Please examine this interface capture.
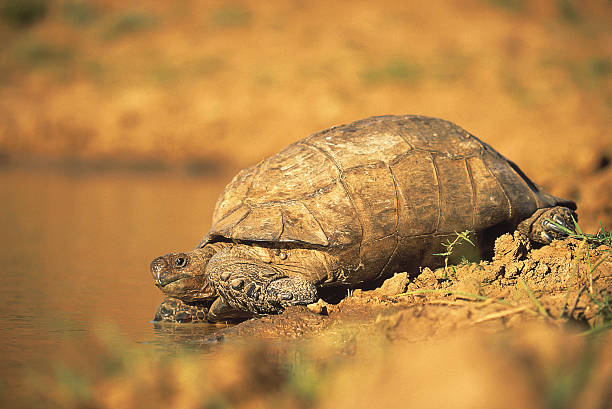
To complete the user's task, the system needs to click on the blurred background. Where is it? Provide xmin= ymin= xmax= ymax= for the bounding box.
xmin=1 ymin=0 xmax=611 ymax=225
xmin=0 ymin=0 xmax=611 ymax=407
xmin=1 ymin=0 xmax=610 ymax=177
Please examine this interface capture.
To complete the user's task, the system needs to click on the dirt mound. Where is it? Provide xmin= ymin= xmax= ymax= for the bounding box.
xmin=213 ymin=234 xmax=611 ymax=341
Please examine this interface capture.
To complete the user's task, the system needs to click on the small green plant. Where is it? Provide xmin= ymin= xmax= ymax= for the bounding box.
xmin=209 ymin=5 xmax=251 ymax=28
xmin=361 ymin=58 xmax=422 ymax=84
xmin=61 ymin=1 xmax=97 ymax=27
xmin=0 ymin=0 xmax=48 ymax=28
xmin=584 ymin=244 xmax=612 ymax=332
xmin=564 ymin=57 xmax=612 ymax=91
xmin=13 ymin=39 xmax=73 ymax=68
xmin=433 ymin=230 xmax=475 ymax=279
xmin=288 ymin=349 xmax=323 ymax=407
xmin=103 ymin=10 xmax=158 ymax=40
xmin=556 ymin=0 xmax=582 ymax=23
xmin=486 ymin=0 xmax=524 ymax=12
xmin=587 ymin=291 xmax=612 ymax=331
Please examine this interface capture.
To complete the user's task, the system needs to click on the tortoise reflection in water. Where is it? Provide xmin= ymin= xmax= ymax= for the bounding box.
xmin=150 ymin=115 xmax=576 ymax=323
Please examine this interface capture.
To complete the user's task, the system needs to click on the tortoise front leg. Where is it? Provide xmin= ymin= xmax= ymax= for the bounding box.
xmin=206 ymin=251 xmax=319 ymax=319
xmin=207 ymin=297 xmax=253 ymax=322
xmin=153 ymin=297 xmax=210 ymax=323
xmin=517 ymin=206 xmax=577 ymax=244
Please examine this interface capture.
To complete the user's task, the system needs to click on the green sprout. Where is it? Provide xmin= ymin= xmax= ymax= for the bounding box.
xmin=433 ymin=230 xmax=475 ymax=279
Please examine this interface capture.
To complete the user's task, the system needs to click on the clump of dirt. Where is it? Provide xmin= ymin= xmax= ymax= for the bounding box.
xmin=212 ymin=234 xmax=611 ymax=342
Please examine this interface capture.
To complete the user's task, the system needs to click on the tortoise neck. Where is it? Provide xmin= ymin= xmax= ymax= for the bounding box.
xmin=197 ymin=241 xmax=233 ymax=261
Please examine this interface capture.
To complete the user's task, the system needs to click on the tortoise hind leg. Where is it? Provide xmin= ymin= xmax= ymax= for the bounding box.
xmin=206 ymin=251 xmax=318 ymax=320
xmin=268 ymin=276 xmax=320 ymax=306
xmin=518 ymin=206 xmax=577 ymax=244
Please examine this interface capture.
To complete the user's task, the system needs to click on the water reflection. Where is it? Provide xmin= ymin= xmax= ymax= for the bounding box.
xmin=151 ymin=321 xmax=230 ymax=348
xmin=0 ymin=168 xmax=235 ymax=388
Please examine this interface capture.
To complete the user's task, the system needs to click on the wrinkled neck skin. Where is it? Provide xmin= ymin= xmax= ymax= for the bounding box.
xmin=207 ymin=243 xmax=343 ymax=285
xmin=150 ymin=242 xmax=230 ymax=302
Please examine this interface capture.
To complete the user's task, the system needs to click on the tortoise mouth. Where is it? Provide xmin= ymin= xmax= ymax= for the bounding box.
xmin=154 ymin=272 xmax=216 ymax=302
xmin=156 ymin=272 xmax=193 ymax=287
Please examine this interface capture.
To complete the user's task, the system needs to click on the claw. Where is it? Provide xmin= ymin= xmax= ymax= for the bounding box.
xmin=544 ymin=218 xmax=570 ymax=234
xmin=541 ymin=231 xmax=553 ymax=243
xmin=553 ymin=215 xmax=573 ymax=230
xmin=518 ymin=206 xmax=578 ymax=245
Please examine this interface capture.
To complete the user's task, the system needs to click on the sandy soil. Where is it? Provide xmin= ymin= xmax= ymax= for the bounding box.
xmin=2 ymin=1 xmax=611 ymax=408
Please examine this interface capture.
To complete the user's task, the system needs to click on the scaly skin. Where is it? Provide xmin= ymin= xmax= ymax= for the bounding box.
xmin=152 ymin=243 xmax=331 ymax=322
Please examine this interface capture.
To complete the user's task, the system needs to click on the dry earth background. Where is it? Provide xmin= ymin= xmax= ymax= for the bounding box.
xmin=1 ymin=0 xmax=611 ymax=408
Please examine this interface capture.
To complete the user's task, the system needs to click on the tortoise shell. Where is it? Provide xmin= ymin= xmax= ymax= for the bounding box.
xmin=199 ymin=115 xmax=571 ymax=283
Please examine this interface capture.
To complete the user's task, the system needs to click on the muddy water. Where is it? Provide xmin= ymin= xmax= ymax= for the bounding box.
xmin=0 ymin=169 xmax=233 ymax=388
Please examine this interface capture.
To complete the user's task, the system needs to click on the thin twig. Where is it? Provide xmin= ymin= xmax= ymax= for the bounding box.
xmin=472 ymin=305 xmax=531 ymax=324
xmin=395 ymin=288 xmax=513 ymax=306
xmin=425 ymin=299 xmax=471 ymax=307
xmin=472 ymin=297 xmax=499 ymax=309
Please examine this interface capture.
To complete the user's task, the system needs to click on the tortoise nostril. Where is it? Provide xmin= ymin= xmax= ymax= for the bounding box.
xmin=150 ymin=256 xmax=170 ymax=281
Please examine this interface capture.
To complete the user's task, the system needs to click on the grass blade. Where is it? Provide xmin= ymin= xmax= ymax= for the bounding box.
xmin=518 ymin=278 xmax=550 ymax=318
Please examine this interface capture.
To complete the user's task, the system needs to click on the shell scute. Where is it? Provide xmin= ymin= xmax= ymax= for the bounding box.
xmin=212 ymin=166 xmax=256 ymax=224
xmin=305 ymin=118 xmax=409 ymax=170
xmin=279 ymin=202 xmax=329 ymax=246
xmin=390 ymin=150 xmax=440 ymax=237
xmin=230 ymin=206 xmax=283 ymax=242
xmin=246 ymin=143 xmax=339 ymax=205
xmin=341 ymin=162 xmax=398 ymax=242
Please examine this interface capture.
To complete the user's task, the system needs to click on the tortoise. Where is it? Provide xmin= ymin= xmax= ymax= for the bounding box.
xmin=150 ymin=115 xmax=577 ymax=323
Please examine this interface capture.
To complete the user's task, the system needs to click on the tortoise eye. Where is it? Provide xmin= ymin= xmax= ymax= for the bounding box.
xmin=174 ymin=257 xmax=188 ymax=268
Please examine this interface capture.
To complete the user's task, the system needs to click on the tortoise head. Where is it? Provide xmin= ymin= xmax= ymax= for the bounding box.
xmin=150 ymin=247 xmax=217 ymax=302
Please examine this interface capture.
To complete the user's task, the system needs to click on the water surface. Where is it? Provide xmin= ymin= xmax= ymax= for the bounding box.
xmin=0 ymin=169 xmax=233 ymax=392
